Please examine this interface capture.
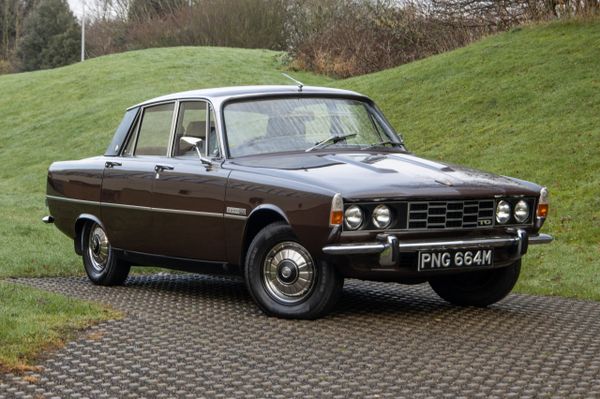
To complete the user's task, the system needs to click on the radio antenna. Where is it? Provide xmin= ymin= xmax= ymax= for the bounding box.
xmin=282 ymin=73 xmax=304 ymax=92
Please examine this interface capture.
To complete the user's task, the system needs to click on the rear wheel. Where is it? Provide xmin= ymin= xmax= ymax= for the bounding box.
xmin=429 ymin=260 xmax=521 ymax=307
xmin=82 ymin=222 xmax=130 ymax=286
xmin=244 ymin=222 xmax=343 ymax=319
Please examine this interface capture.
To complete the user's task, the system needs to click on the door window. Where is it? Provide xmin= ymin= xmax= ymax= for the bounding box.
xmin=174 ymin=101 xmax=219 ymax=158
xmin=133 ymin=103 xmax=175 ymax=156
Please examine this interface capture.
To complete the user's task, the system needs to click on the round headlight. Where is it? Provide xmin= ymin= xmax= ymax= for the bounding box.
xmin=496 ymin=200 xmax=511 ymax=224
xmin=372 ymin=205 xmax=392 ymax=229
xmin=514 ymin=200 xmax=529 ymax=223
xmin=344 ymin=205 xmax=364 ymax=230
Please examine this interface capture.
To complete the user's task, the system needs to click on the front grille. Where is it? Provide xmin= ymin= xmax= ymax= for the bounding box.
xmin=407 ymin=200 xmax=495 ymax=230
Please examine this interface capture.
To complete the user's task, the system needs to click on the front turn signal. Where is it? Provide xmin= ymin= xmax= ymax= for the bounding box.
xmin=537 ymin=187 xmax=549 ymax=218
xmin=330 ymin=193 xmax=343 ymax=226
xmin=536 ymin=203 xmax=549 ymax=218
xmin=330 ymin=211 xmax=343 ymax=226
xmin=535 ymin=187 xmax=549 ymax=229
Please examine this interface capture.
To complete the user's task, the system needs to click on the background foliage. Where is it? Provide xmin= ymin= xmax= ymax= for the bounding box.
xmin=1 ymin=0 xmax=598 ymax=75
xmin=0 ymin=0 xmax=80 ymax=72
xmin=17 ymin=0 xmax=80 ymax=71
xmin=84 ymin=0 xmax=600 ymax=77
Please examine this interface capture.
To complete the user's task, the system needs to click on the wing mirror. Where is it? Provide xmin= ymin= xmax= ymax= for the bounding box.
xmin=180 ymin=136 xmax=212 ymax=166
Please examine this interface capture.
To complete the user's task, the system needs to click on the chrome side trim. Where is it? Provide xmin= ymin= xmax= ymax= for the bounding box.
xmin=100 ymin=201 xmax=147 ymax=211
xmin=46 ymin=195 xmax=247 ymax=219
xmin=224 ymin=214 xmax=248 ymax=220
xmin=46 ymin=195 xmax=100 ymax=206
xmin=153 ymin=207 xmax=222 ymax=218
xmin=100 ymin=202 xmax=223 ymax=218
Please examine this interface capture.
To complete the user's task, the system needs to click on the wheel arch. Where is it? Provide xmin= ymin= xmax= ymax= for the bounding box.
xmin=74 ymin=213 xmax=105 ymax=255
xmin=240 ymin=205 xmax=289 ymax=265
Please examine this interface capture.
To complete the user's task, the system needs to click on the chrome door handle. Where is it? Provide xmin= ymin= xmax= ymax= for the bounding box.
xmin=105 ymin=161 xmax=122 ymax=168
xmin=154 ymin=164 xmax=174 ymax=172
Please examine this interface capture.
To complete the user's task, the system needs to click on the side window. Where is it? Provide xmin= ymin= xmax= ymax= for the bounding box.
xmin=133 ymin=103 xmax=175 ymax=156
xmin=174 ymin=101 xmax=220 ymax=158
xmin=106 ymin=108 xmax=138 ymax=156
xmin=174 ymin=101 xmax=207 ymax=157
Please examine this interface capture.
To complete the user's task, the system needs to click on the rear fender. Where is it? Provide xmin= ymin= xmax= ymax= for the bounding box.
xmin=74 ymin=213 xmax=105 ymax=255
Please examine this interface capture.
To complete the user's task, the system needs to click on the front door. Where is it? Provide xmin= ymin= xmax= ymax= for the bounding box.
xmin=150 ymin=101 xmax=229 ymax=261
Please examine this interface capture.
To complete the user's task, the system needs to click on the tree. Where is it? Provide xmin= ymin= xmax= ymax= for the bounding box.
xmin=17 ymin=0 xmax=80 ymax=71
xmin=128 ymin=0 xmax=187 ymax=21
xmin=1 ymin=0 xmax=34 ymax=60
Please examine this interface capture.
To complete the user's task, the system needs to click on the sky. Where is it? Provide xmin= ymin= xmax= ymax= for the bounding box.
xmin=67 ymin=0 xmax=85 ymax=19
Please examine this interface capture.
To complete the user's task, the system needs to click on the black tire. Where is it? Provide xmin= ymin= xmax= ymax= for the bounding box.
xmin=244 ymin=222 xmax=343 ymax=319
xmin=82 ymin=221 xmax=130 ymax=286
xmin=429 ymin=260 xmax=521 ymax=307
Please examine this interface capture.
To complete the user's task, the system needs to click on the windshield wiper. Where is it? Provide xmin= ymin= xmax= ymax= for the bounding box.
xmin=362 ymin=140 xmax=403 ymax=150
xmin=305 ymin=133 xmax=357 ymax=152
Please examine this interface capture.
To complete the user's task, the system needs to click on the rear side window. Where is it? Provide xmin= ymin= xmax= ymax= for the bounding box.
xmin=133 ymin=103 xmax=175 ymax=156
xmin=105 ymin=108 xmax=138 ymax=156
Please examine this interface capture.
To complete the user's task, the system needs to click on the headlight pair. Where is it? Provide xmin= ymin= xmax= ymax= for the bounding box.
xmin=496 ymin=200 xmax=529 ymax=224
xmin=344 ymin=205 xmax=392 ymax=230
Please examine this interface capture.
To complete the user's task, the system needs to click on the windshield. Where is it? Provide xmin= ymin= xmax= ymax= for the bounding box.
xmin=224 ymin=97 xmax=401 ymax=157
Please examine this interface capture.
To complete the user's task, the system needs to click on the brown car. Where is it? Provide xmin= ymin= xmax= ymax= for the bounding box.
xmin=44 ymin=85 xmax=552 ymax=319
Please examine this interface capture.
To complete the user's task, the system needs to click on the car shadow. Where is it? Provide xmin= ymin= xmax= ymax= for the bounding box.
xmin=118 ymin=273 xmax=549 ymax=324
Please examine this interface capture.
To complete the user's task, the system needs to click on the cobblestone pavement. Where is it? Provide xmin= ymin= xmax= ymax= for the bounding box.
xmin=2 ymin=274 xmax=600 ymax=398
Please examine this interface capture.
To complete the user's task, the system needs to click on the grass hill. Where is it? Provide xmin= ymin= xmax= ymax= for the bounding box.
xmin=0 ymin=20 xmax=598 ymax=301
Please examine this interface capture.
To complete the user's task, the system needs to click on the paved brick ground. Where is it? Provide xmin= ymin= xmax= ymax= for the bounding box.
xmin=2 ymin=274 xmax=600 ymax=398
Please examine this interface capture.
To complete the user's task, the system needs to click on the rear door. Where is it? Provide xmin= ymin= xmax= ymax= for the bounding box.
xmin=101 ymin=102 xmax=176 ymax=253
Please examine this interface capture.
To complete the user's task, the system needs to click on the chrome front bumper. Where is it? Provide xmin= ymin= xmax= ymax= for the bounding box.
xmin=322 ymin=229 xmax=553 ymax=267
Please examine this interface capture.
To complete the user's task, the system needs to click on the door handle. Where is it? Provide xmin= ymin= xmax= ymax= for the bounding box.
xmin=154 ymin=163 xmax=174 ymax=179
xmin=154 ymin=164 xmax=174 ymax=173
xmin=105 ymin=161 xmax=122 ymax=168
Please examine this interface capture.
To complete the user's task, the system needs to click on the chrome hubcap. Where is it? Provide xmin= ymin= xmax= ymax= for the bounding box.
xmin=88 ymin=225 xmax=109 ymax=272
xmin=262 ymin=241 xmax=315 ymax=304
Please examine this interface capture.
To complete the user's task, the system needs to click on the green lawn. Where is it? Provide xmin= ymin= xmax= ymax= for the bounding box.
xmin=0 ymin=20 xmax=599 ymax=369
xmin=0 ymin=281 xmax=119 ymax=371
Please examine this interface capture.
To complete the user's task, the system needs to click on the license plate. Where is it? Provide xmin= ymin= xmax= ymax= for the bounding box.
xmin=418 ymin=249 xmax=493 ymax=272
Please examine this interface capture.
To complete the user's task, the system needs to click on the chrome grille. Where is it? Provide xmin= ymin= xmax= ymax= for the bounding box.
xmin=408 ymin=200 xmax=495 ymax=230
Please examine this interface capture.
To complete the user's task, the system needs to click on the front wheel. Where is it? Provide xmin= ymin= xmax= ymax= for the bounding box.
xmin=244 ymin=222 xmax=343 ymax=319
xmin=82 ymin=222 xmax=130 ymax=286
xmin=429 ymin=260 xmax=521 ymax=307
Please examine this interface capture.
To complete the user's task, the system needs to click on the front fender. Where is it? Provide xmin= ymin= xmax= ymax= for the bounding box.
xmin=248 ymin=204 xmax=290 ymax=223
